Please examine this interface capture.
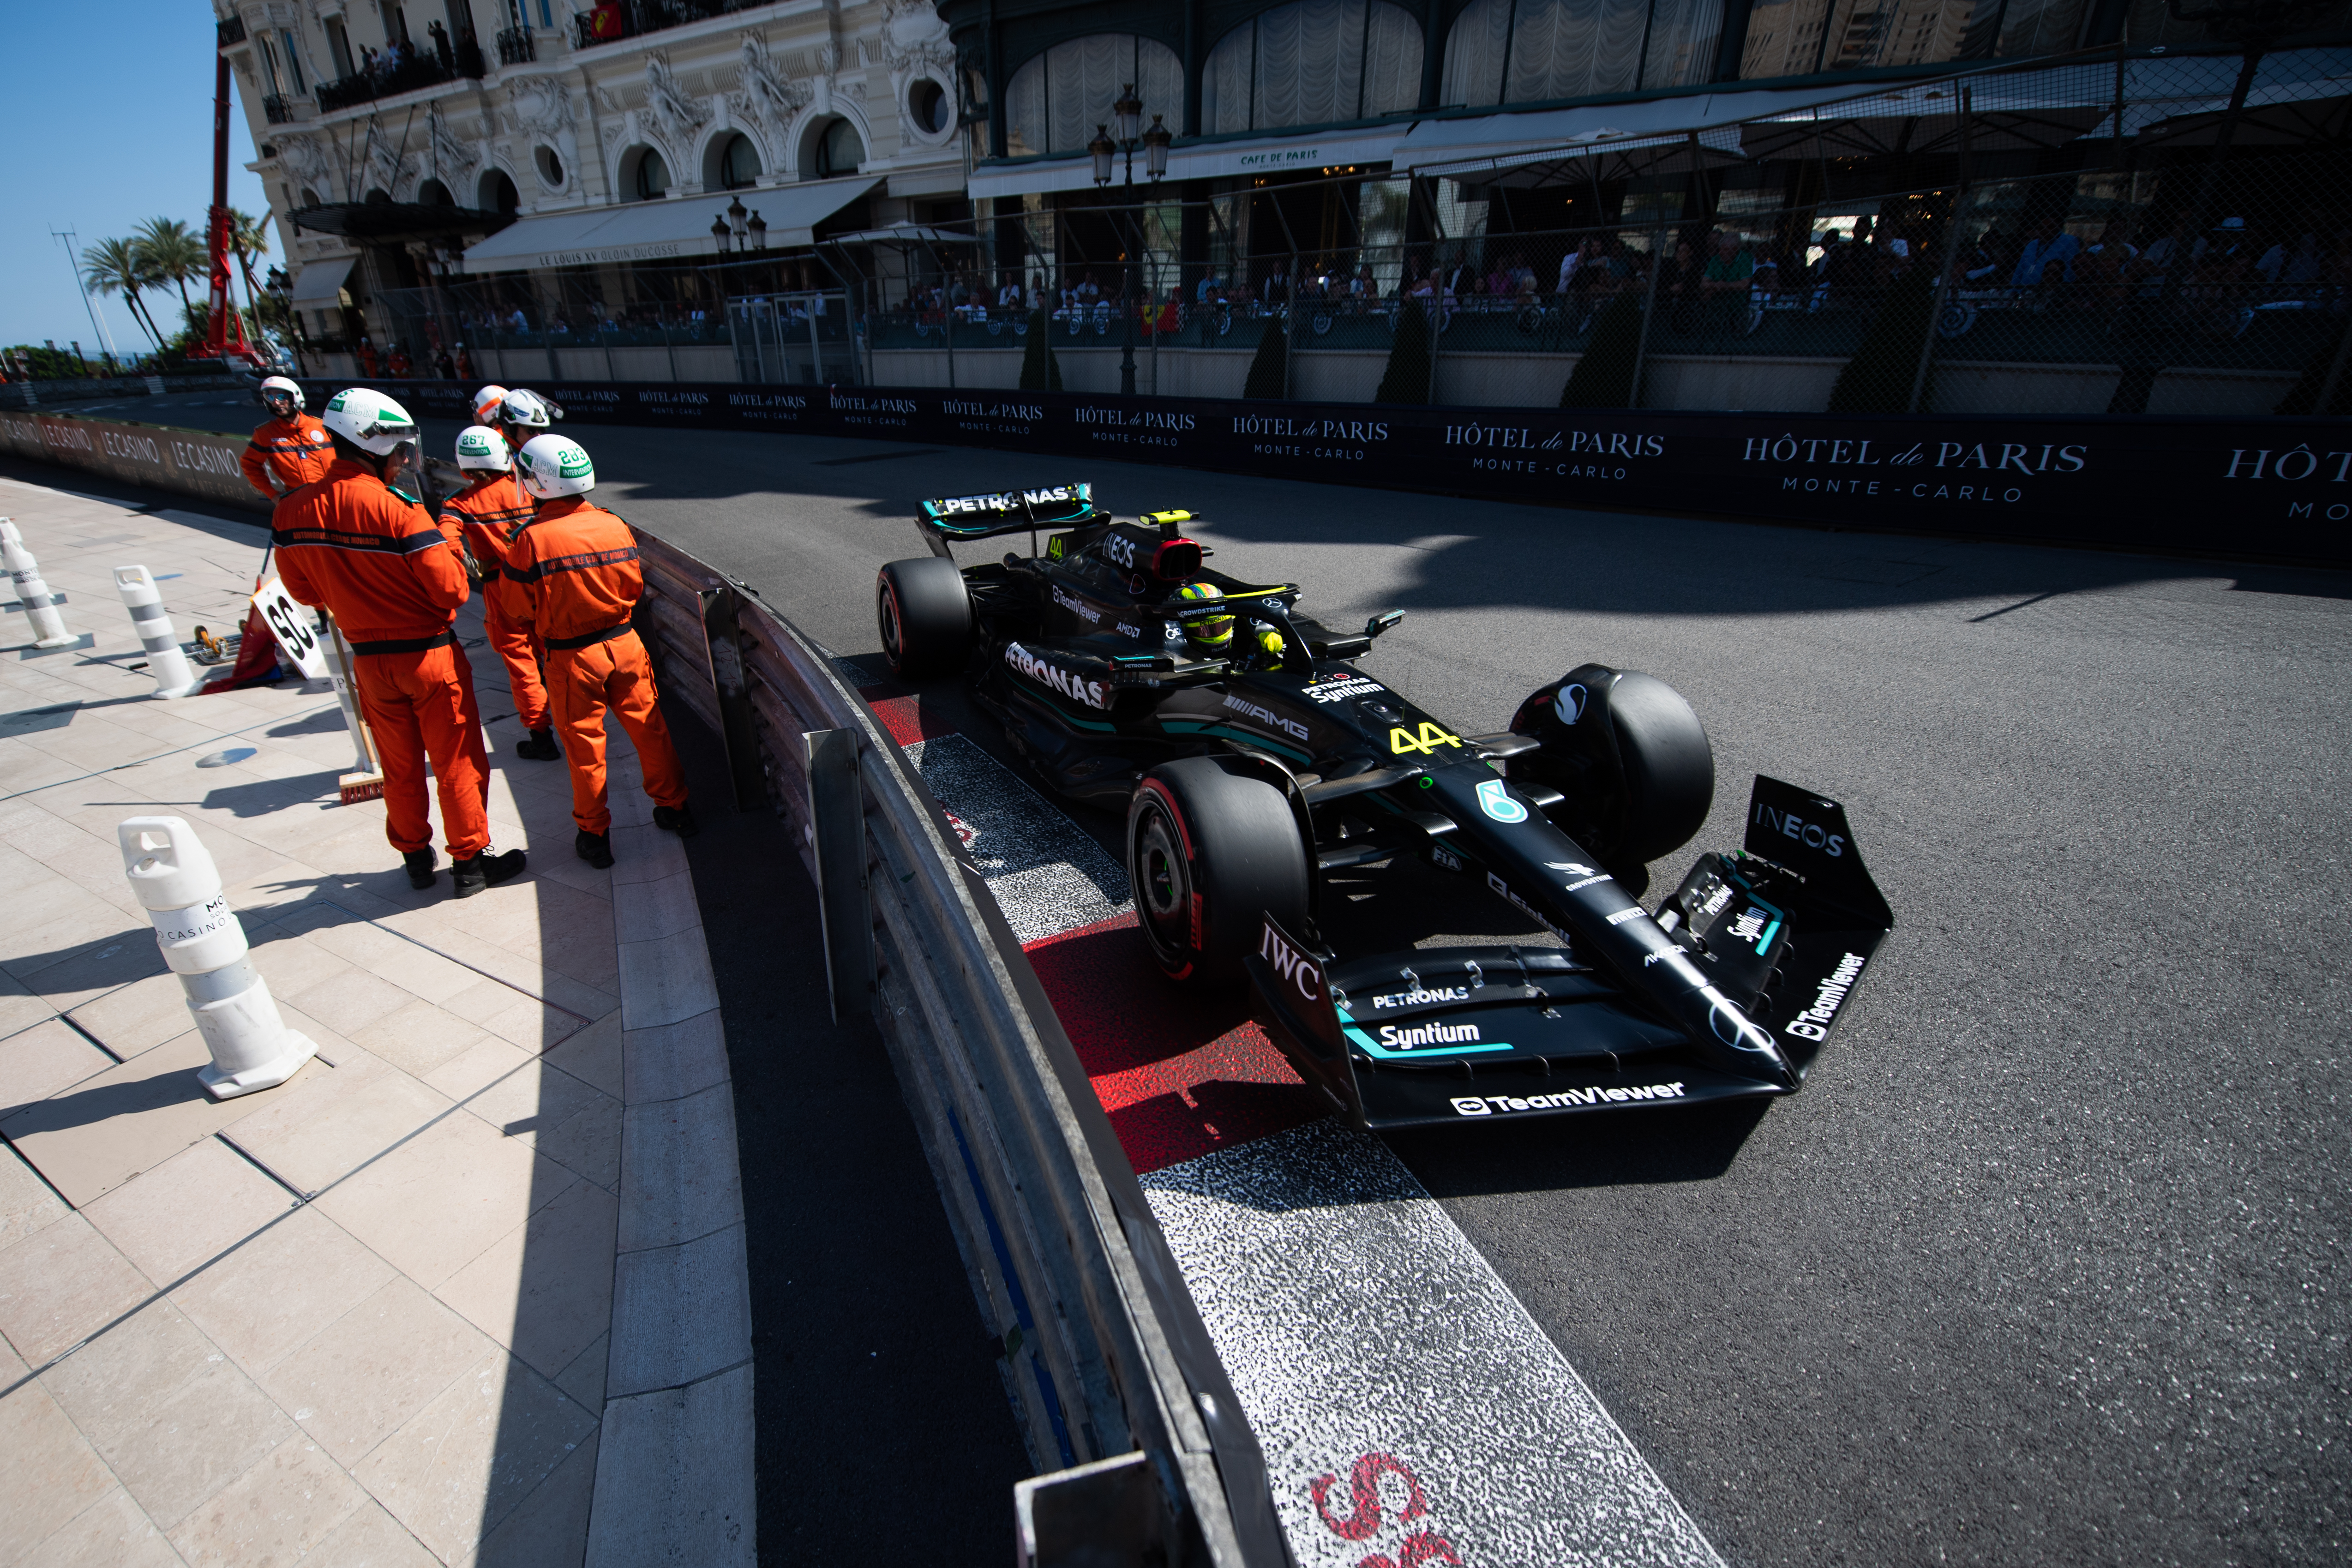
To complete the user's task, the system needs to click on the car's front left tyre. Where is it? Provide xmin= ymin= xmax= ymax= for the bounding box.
xmin=1127 ymin=756 xmax=1309 ymax=985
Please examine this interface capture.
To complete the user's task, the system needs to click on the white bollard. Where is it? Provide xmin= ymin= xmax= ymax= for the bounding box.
xmin=118 ymin=816 xmax=317 ymax=1100
xmin=113 ymin=565 xmax=204 ymax=697
xmin=0 ymin=518 xmax=78 ymax=648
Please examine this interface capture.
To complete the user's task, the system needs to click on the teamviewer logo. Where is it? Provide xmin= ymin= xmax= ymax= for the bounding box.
xmin=1451 ymin=1097 xmax=1490 ymax=1117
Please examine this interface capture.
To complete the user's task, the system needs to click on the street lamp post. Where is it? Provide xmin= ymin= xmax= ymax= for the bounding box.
xmin=1091 ymin=86 xmax=1170 ymax=397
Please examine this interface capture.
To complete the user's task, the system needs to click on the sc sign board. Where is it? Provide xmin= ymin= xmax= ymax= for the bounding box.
xmin=252 ymin=578 xmax=329 ymax=680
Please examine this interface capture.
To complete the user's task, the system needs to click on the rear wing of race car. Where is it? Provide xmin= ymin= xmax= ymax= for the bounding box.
xmin=915 ymin=482 xmax=1104 ymax=558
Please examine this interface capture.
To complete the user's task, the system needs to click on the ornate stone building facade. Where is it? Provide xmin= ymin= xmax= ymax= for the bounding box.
xmin=216 ymin=0 xmax=965 ymax=372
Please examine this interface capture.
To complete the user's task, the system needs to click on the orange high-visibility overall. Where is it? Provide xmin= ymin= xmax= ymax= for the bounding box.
xmin=503 ymin=496 xmax=687 ymax=835
xmin=438 ymin=471 xmax=549 ymax=731
xmin=273 ymin=457 xmax=492 ymax=859
xmin=240 ymin=413 xmax=335 ymax=499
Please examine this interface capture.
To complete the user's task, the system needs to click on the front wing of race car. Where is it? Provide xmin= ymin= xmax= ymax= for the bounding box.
xmin=1246 ymin=776 xmax=1896 ymax=1130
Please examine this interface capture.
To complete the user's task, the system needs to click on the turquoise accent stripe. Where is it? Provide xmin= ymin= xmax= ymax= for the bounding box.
xmin=1340 ymin=1022 xmax=1514 ymax=1061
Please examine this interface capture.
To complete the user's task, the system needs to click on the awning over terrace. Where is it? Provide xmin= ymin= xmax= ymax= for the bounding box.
xmin=288 ymin=255 xmax=354 ymax=306
xmin=457 ymin=175 xmax=880 ymax=273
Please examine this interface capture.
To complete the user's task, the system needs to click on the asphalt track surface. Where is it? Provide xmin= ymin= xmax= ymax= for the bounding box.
xmin=54 ymin=391 xmax=2352 ymax=1566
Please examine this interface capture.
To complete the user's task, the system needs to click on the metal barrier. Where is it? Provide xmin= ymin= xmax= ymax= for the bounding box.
xmin=625 ymin=533 xmax=1290 ymax=1567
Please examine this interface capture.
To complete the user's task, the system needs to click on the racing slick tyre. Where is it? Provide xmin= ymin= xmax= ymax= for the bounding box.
xmin=877 ymin=557 xmax=972 ymax=678
xmin=1510 ymin=664 xmax=1714 ymax=866
xmin=1127 ymin=757 xmax=1308 ymax=985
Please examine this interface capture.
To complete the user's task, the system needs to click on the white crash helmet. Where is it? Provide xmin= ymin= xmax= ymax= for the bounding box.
xmin=471 ymin=383 xmax=510 ymax=425
xmin=500 ymin=388 xmax=558 ymax=432
xmin=454 ymin=424 xmax=512 ymax=472
xmin=515 ymin=434 xmax=595 ymax=499
xmin=319 ymin=386 xmax=420 ymax=457
xmin=259 ymin=375 xmax=303 ymax=414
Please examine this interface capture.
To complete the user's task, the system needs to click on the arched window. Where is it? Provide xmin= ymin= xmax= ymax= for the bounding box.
xmin=627 ymin=146 xmax=671 ymax=200
xmin=1442 ymin=0 xmax=1722 ymax=105
xmin=1202 ymin=0 xmax=1423 ymax=135
xmin=478 ymin=168 xmax=520 ymax=215
xmin=710 ymin=132 xmax=761 ymax=190
xmin=416 ymin=178 xmax=453 ymax=206
xmin=1004 ymin=34 xmax=1183 ymax=157
xmin=805 ymin=119 xmax=864 ymax=179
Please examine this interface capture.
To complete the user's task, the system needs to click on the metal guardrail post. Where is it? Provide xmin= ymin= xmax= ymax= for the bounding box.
xmin=805 ymin=725 xmax=874 ymax=1025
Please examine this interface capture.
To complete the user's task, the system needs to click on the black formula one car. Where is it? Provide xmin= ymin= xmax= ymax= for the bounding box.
xmin=876 ymin=482 xmax=1895 ymax=1129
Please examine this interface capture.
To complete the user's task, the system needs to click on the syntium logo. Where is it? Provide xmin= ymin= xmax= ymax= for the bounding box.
xmin=1377 ymin=1020 xmax=1482 ymax=1049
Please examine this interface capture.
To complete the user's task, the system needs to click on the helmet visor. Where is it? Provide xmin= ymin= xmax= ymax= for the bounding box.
xmin=263 ymin=390 xmax=297 ymax=415
xmin=1188 ymin=612 xmax=1234 ymax=648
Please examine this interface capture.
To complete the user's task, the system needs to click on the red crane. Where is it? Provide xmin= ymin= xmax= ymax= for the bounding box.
xmin=190 ymin=52 xmax=264 ymax=367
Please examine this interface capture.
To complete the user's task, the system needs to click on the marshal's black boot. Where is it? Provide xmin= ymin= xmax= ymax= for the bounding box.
xmin=575 ymin=830 xmax=613 ymax=870
xmin=451 ymin=848 xmax=527 ymax=899
xmin=513 ymin=727 xmax=562 ymax=761
xmin=402 ymin=848 xmax=437 ymax=889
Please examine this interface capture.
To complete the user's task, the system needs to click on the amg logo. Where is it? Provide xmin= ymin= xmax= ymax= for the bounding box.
xmin=1259 ymin=921 xmax=1321 ymax=1003
xmin=1373 ymin=985 xmax=1470 ymax=1010
xmin=935 ymin=485 xmax=1076 ymax=516
xmin=1052 ymin=587 xmax=1101 ymax=624
xmin=1783 ymin=951 xmax=1866 ymax=1041
xmin=1308 ymin=678 xmax=1385 ymax=704
xmin=1004 ymin=643 xmax=1109 ymax=710
xmin=1378 ymin=1020 xmax=1482 ymax=1048
xmin=1222 ymin=694 xmax=1308 ymax=741
xmin=1754 ymin=803 xmax=1845 ymax=858
xmin=1452 ymin=1082 xmax=1687 ymax=1116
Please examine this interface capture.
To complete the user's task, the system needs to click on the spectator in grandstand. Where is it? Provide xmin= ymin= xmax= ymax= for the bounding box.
xmin=2011 ymin=216 xmax=2081 ymax=289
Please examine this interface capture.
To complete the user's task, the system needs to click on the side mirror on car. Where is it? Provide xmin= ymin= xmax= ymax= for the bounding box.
xmin=1365 ymin=610 xmax=1405 ymax=639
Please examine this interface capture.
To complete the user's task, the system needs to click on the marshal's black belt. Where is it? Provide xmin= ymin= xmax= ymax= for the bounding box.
xmin=544 ymin=620 xmax=635 ymax=652
xmin=348 ymin=629 xmax=457 ymax=656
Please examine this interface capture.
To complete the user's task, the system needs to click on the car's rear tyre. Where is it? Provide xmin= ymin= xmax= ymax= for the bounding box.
xmin=877 ymin=557 xmax=972 ymax=679
xmin=1127 ymin=757 xmax=1308 ymax=985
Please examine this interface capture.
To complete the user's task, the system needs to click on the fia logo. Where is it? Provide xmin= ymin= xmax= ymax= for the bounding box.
xmin=1555 ymin=683 xmax=1588 ymax=725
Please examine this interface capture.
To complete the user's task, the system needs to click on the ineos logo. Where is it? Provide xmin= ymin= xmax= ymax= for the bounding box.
xmin=1106 ymin=534 xmax=1139 ymax=569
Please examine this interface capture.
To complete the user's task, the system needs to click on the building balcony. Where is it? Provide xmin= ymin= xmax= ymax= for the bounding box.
xmin=496 ymin=25 xmax=536 ymax=65
xmin=262 ymin=92 xmax=300 ymax=123
xmin=216 ymin=14 xmax=247 ymax=46
xmin=314 ymin=45 xmax=485 ymax=114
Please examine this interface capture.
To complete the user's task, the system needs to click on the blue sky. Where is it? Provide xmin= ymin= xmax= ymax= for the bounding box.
xmin=3 ymin=1 xmax=270 ymax=357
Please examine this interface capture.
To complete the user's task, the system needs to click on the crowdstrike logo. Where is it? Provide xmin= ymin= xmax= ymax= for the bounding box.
xmin=1783 ymin=951 xmax=1867 ymax=1040
xmin=1004 ymin=643 xmax=1109 ymax=709
xmin=1222 ymin=693 xmax=1309 ymax=741
xmin=1452 ymin=1082 xmax=1686 ymax=1116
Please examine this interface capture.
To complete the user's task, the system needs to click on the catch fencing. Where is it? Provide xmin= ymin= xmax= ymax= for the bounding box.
xmin=622 ymin=535 xmax=1290 ymax=1565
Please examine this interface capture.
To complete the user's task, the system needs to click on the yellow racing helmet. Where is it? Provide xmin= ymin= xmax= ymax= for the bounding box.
xmin=1176 ymin=581 xmax=1232 ymax=653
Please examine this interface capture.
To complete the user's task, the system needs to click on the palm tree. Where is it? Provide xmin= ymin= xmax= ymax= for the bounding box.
xmin=81 ymin=237 xmax=164 ymax=348
xmin=134 ymin=217 xmax=208 ymax=333
xmin=228 ymin=210 xmax=271 ymax=315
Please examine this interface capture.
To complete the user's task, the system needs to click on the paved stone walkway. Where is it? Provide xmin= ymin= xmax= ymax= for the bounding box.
xmin=0 ymin=473 xmax=747 ymax=1566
